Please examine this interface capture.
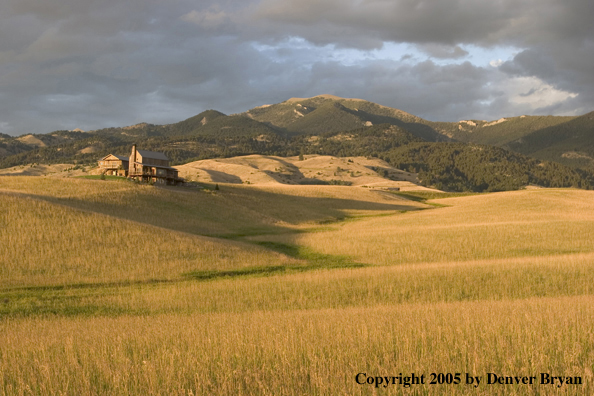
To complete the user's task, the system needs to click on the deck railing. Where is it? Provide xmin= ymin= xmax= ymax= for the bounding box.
xmin=128 ymin=171 xmax=180 ymax=179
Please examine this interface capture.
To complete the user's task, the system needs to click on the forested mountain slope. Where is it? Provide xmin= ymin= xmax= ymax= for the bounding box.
xmin=2 ymin=95 xmax=593 ymax=192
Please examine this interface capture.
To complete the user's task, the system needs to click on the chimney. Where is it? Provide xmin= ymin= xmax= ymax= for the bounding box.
xmin=130 ymin=144 xmax=137 ymax=176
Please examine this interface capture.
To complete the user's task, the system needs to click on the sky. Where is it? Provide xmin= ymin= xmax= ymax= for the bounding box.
xmin=1 ymin=0 xmax=593 ymax=136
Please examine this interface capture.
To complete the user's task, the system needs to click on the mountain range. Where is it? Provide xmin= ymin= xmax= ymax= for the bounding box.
xmin=1 ymin=94 xmax=593 ymax=191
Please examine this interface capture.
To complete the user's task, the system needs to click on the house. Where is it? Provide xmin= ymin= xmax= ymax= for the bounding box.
xmin=127 ymin=144 xmax=183 ymax=185
xmin=98 ymin=154 xmax=129 ymax=176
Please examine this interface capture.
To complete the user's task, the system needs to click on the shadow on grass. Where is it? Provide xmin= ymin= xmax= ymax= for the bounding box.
xmin=9 ymin=180 xmax=421 ymax=239
xmin=183 ymin=241 xmax=368 ymax=281
xmin=0 ymin=244 xmax=365 ymax=294
xmin=0 ymin=242 xmax=368 ymax=317
xmin=393 ymin=191 xmax=481 ymax=201
xmin=0 ymin=303 xmax=136 ymax=318
xmin=77 ymin=175 xmax=128 ymax=181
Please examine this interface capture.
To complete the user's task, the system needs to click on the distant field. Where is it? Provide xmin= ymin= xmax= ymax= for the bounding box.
xmin=175 ymin=154 xmax=432 ymax=191
xmin=262 ymin=188 xmax=594 ymax=265
xmin=0 ymin=163 xmax=83 ymax=177
xmin=1 ymin=176 xmax=592 ymax=395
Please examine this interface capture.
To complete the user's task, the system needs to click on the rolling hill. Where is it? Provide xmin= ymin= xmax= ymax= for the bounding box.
xmin=1 ymin=94 xmax=593 ymax=192
xmin=175 ymin=154 xmax=428 ymax=190
xmin=2 ymin=176 xmax=594 ymax=394
xmin=0 ymin=94 xmax=450 ymax=166
xmin=506 ymin=111 xmax=594 ymax=168
xmin=432 ymin=112 xmax=594 ymax=169
xmin=442 ymin=115 xmax=575 ymax=146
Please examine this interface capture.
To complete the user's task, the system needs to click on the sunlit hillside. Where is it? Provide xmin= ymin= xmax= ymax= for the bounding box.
xmin=1 ymin=176 xmax=593 ymax=395
xmin=0 ymin=163 xmax=82 ymax=177
xmin=264 ymin=188 xmax=594 ymax=265
xmin=3 ymin=95 xmax=593 ymax=193
xmin=175 ymin=154 xmax=433 ymax=190
xmin=0 ymin=192 xmax=301 ymax=287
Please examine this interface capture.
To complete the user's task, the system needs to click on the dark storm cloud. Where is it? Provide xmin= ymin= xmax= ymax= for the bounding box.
xmin=249 ymin=0 xmax=510 ymax=48
xmin=246 ymin=0 xmax=593 ymax=116
xmin=249 ymin=0 xmax=593 ymax=47
xmin=0 ymin=0 xmax=267 ymax=134
xmin=0 ymin=0 xmax=592 ymax=135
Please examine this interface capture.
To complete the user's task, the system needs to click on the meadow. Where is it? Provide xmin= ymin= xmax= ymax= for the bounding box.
xmin=1 ymin=176 xmax=592 ymax=395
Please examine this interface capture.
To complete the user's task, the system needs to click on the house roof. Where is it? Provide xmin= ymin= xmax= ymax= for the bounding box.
xmin=137 ymin=150 xmax=169 ymax=161
xmin=101 ymin=154 xmax=129 ymax=161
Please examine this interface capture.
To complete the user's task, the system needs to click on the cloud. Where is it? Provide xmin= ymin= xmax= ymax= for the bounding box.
xmin=500 ymin=76 xmax=579 ymax=109
xmin=489 ymin=59 xmax=504 ymax=68
xmin=248 ymin=0 xmax=594 ymax=48
xmin=417 ymin=44 xmax=469 ymax=59
xmin=249 ymin=0 xmax=506 ymax=47
xmin=181 ymin=7 xmax=231 ymax=30
xmin=0 ymin=0 xmax=592 ymax=136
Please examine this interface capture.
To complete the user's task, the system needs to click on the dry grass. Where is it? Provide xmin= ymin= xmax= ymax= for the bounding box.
xmin=264 ymin=189 xmax=594 ymax=265
xmin=0 ymin=177 xmax=422 ymax=287
xmin=1 ymin=177 xmax=593 ymax=395
xmin=176 ymin=154 xmax=429 ymax=190
xmin=0 ymin=194 xmax=298 ymax=287
xmin=0 ymin=163 xmax=79 ymax=177
xmin=0 ymin=177 xmax=424 ymax=237
xmin=3 ymin=251 xmax=592 ymax=317
xmin=1 ymin=296 xmax=592 ymax=395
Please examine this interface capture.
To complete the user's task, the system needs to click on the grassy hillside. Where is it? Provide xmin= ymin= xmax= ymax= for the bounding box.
xmin=267 ymin=188 xmax=594 ymax=264
xmin=170 ymin=110 xmax=227 ymax=134
xmin=0 ymin=112 xmax=281 ymax=168
xmin=176 ymin=154 xmax=426 ymax=190
xmin=441 ymin=115 xmax=576 ymax=145
xmin=507 ymin=111 xmax=594 ymax=167
xmin=172 ymin=110 xmax=281 ymax=138
xmin=284 ymin=101 xmax=367 ymax=135
xmin=167 ymin=127 xmax=594 ymax=193
xmin=3 ymin=126 xmax=593 ymax=194
xmin=1 ymin=95 xmax=593 ymax=193
xmin=0 ymin=177 xmax=422 ymax=241
xmin=1 ymin=180 xmax=593 ymax=394
xmin=438 ymin=112 xmax=594 ymax=170
xmin=0 ymin=193 xmax=299 ymax=287
xmin=244 ymin=94 xmax=448 ymax=141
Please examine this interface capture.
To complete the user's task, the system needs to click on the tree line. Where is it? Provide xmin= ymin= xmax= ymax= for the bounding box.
xmin=1 ymin=123 xmax=592 ymax=192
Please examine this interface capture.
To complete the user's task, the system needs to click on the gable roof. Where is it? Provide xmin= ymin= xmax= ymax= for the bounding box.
xmin=101 ymin=154 xmax=129 ymax=161
xmin=136 ymin=150 xmax=169 ymax=161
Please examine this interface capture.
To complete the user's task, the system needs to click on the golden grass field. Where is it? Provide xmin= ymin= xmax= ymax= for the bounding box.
xmin=1 ymin=175 xmax=593 ymax=395
xmin=175 ymin=154 xmax=432 ymax=191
